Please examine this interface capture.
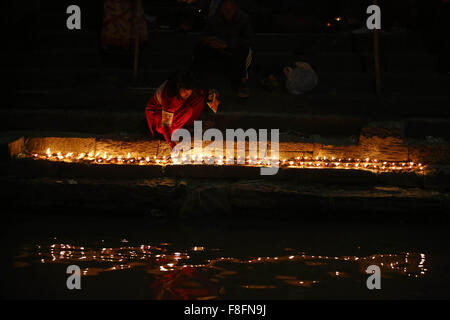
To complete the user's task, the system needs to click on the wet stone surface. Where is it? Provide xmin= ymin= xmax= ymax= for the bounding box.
xmin=2 ymin=177 xmax=449 ymax=221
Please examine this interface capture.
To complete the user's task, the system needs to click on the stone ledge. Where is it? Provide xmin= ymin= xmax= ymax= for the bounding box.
xmin=10 ymin=132 xmax=450 ymax=164
xmin=1 ymin=135 xmax=24 ymax=160
xmin=3 ymin=158 xmax=430 ymax=188
xmin=2 ymin=177 xmax=448 ymax=221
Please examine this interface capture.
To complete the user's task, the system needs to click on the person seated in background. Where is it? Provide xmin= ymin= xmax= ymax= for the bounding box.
xmin=145 ymin=70 xmax=219 ymax=149
xmin=192 ymin=0 xmax=254 ymax=98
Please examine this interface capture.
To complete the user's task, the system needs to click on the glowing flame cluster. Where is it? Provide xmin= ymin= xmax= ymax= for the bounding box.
xmin=28 ymin=148 xmax=426 ymax=173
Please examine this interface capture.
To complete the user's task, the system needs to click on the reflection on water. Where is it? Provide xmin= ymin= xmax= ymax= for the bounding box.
xmin=13 ymin=240 xmax=429 ymax=300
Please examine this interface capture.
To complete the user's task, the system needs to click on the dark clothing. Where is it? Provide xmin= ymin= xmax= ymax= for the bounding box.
xmin=193 ymin=43 xmax=252 ymax=86
xmin=204 ymin=9 xmax=254 ymax=48
xmin=193 ymin=9 xmax=254 ymax=86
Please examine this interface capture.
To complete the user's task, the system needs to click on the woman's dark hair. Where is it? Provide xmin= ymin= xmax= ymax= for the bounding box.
xmin=166 ymin=70 xmax=198 ymax=98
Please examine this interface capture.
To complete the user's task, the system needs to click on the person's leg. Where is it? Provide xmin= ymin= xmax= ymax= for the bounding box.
xmin=229 ymin=46 xmax=252 ymax=97
xmin=192 ymin=43 xmax=222 ymax=78
xmin=228 ymin=46 xmax=251 ymax=83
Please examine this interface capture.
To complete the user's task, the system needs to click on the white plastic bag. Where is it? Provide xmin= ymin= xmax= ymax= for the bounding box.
xmin=284 ymin=62 xmax=318 ymax=95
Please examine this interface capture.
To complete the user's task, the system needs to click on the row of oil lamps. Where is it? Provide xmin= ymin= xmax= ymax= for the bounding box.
xmin=28 ymin=148 xmax=425 ymax=173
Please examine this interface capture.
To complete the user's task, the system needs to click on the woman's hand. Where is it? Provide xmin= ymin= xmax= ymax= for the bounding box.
xmin=207 ymin=89 xmax=220 ymax=113
xmin=207 ymin=89 xmax=219 ymax=101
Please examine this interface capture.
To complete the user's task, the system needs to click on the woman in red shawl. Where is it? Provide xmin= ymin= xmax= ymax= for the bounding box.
xmin=145 ymin=71 xmax=219 ymax=149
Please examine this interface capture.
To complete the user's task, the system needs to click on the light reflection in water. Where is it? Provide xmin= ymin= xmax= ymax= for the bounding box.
xmin=15 ymin=242 xmax=429 ymax=299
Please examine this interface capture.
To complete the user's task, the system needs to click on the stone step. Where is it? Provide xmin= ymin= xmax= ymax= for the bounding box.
xmin=35 ymin=28 xmax=423 ymax=53
xmin=6 ymin=84 xmax=450 ymax=119
xmin=7 ymin=68 xmax=448 ymax=95
xmin=2 ymin=150 xmax=432 ymax=187
xmin=2 ymin=116 xmax=450 ymax=166
xmin=3 ymin=175 xmax=448 ymax=220
xmin=0 ymin=110 xmax=364 ymax=139
xmin=3 ymin=49 xmax=439 ymax=73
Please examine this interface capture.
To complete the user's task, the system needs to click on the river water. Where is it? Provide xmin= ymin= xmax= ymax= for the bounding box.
xmin=2 ymin=217 xmax=450 ymax=299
